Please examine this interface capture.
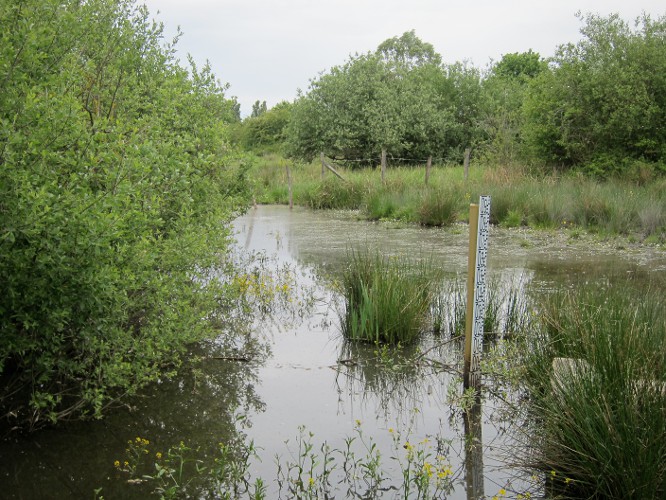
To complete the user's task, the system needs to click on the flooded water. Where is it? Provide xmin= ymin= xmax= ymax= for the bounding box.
xmin=1 ymin=204 xmax=664 ymax=499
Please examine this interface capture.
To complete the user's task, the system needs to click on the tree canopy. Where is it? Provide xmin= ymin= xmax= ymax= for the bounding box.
xmin=522 ymin=13 xmax=666 ymax=173
xmin=287 ymin=31 xmax=482 ymax=164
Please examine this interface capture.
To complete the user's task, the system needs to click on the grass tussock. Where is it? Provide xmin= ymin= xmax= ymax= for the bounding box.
xmin=522 ymin=281 xmax=666 ymax=499
xmin=339 ymin=249 xmax=441 ymax=345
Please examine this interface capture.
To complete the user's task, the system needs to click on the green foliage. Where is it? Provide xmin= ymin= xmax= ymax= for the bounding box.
xmin=232 ymin=101 xmax=292 ymax=153
xmin=339 ymin=249 xmax=441 ymax=345
xmin=0 ymin=0 xmax=249 ymax=429
xmin=479 ymin=51 xmax=546 ymax=165
xmin=523 ymin=281 xmax=666 ymax=498
xmin=287 ymin=32 xmax=482 ymax=163
xmin=522 ymin=13 xmax=666 ymax=172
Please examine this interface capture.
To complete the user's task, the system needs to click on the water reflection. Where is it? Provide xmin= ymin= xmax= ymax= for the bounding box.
xmin=464 ymin=394 xmax=485 ymax=500
xmin=3 ymin=204 xmax=664 ymax=498
xmin=0 ymin=335 xmax=267 ymax=499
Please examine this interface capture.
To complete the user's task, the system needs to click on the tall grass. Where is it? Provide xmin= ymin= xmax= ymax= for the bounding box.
xmin=430 ymin=275 xmax=531 ymax=340
xmin=339 ymin=249 xmax=441 ymax=345
xmin=521 ymin=281 xmax=666 ymax=498
xmin=249 ymin=155 xmax=666 ymax=240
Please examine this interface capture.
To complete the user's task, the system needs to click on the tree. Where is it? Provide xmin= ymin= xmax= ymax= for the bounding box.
xmin=251 ymin=100 xmax=268 ymax=118
xmin=479 ymin=50 xmax=547 ymax=164
xmin=233 ymin=101 xmax=292 ymax=152
xmin=522 ymin=13 xmax=666 ymax=173
xmin=0 ymin=0 xmax=249 ymax=430
xmin=287 ymin=31 xmax=482 ymax=164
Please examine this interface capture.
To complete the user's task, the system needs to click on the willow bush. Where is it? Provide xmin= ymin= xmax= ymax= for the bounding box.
xmin=0 ymin=0 xmax=248 ymax=430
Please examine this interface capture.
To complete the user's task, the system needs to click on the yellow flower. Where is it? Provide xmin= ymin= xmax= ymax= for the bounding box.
xmin=355 ymin=419 xmax=362 ymax=427
xmin=156 ymin=452 xmax=162 ymax=459
xmin=308 ymin=477 xmax=315 ymax=486
xmin=422 ymin=462 xmax=434 ymax=477
xmin=388 ymin=427 xmax=394 ymax=434
xmin=499 ymin=488 xmax=507 ymax=496
xmin=114 ymin=460 xmax=120 ymax=468
xmin=124 ymin=461 xmax=129 ymax=467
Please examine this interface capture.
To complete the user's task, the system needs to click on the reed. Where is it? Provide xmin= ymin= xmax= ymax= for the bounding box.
xmin=521 ymin=280 xmax=666 ymax=498
xmin=249 ymin=155 xmax=666 ymax=241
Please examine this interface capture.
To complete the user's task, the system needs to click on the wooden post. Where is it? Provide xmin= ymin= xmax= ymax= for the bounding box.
xmin=286 ymin=164 xmax=293 ymax=210
xmin=464 ymin=196 xmax=491 ymax=390
xmin=425 ymin=156 xmax=432 ymax=186
xmin=463 ymin=148 xmax=471 ymax=181
xmin=381 ymin=148 xmax=387 ymax=185
xmin=320 ymin=152 xmax=325 ymax=180
xmin=464 ymin=203 xmax=479 ymax=384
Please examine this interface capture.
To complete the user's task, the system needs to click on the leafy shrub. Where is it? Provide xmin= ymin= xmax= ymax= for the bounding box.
xmin=0 ymin=0 xmax=248 ymax=430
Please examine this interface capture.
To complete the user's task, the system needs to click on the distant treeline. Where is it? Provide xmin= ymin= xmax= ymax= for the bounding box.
xmin=234 ymin=14 xmax=666 ymax=178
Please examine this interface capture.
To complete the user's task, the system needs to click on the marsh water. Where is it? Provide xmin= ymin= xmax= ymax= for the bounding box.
xmin=1 ymin=205 xmax=665 ymax=499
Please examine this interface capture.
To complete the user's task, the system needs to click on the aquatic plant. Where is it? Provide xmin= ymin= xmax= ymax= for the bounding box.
xmin=521 ymin=280 xmax=666 ymax=498
xmin=339 ymin=249 xmax=441 ymax=345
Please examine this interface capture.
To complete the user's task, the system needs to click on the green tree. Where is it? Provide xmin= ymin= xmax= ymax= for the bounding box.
xmin=250 ymin=99 xmax=268 ymax=118
xmin=0 ymin=0 xmax=249 ymax=430
xmin=479 ymin=50 xmax=547 ymax=164
xmin=522 ymin=13 xmax=666 ymax=174
xmin=287 ymin=31 xmax=482 ymax=164
xmin=233 ymin=101 xmax=292 ymax=152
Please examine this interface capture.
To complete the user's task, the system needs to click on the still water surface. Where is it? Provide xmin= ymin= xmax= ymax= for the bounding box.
xmin=1 ymin=204 xmax=664 ymax=499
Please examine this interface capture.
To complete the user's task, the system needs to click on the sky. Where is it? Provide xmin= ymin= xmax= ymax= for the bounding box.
xmin=142 ymin=1 xmax=665 ymax=117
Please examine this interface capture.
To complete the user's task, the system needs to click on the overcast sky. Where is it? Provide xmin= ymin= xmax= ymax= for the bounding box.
xmin=142 ymin=1 xmax=664 ymax=117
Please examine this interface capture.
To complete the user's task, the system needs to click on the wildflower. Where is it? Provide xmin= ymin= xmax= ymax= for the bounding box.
xmin=355 ymin=419 xmax=362 ymax=427
xmin=388 ymin=427 xmax=395 ymax=434
xmin=156 ymin=452 xmax=162 ymax=460
xmin=437 ymin=468 xmax=451 ymax=479
xmin=422 ymin=462 xmax=434 ymax=478
xmin=308 ymin=477 xmax=315 ymax=486
xmin=565 ymin=477 xmax=572 ymax=484
xmin=124 ymin=461 xmax=129 ymax=467
xmin=499 ymin=488 xmax=507 ymax=496
xmin=114 ymin=460 xmax=120 ymax=468
xmin=550 ymin=470 xmax=557 ymax=478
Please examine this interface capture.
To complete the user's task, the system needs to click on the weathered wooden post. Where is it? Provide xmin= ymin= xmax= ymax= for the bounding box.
xmin=464 ymin=195 xmax=491 ymax=390
xmin=381 ymin=148 xmax=387 ymax=185
xmin=286 ymin=164 xmax=293 ymax=210
xmin=425 ymin=156 xmax=432 ymax=186
xmin=463 ymin=148 xmax=471 ymax=181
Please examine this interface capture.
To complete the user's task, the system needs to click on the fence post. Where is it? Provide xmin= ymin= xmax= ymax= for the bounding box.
xmin=320 ymin=152 xmax=325 ymax=180
xmin=463 ymin=148 xmax=471 ymax=181
xmin=381 ymin=148 xmax=387 ymax=185
xmin=286 ymin=164 xmax=293 ymax=209
xmin=425 ymin=156 xmax=432 ymax=186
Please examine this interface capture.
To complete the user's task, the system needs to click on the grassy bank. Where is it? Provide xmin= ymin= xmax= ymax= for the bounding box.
xmin=250 ymin=154 xmax=666 ymax=242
